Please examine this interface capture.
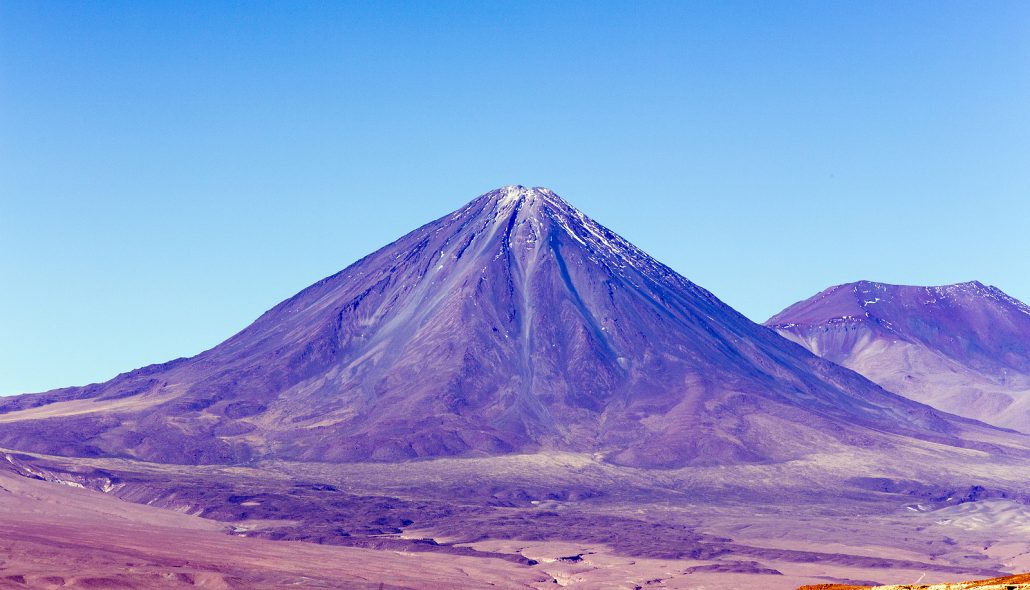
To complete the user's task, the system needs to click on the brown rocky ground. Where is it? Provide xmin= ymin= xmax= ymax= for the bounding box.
xmin=799 ymin=571 xmax=1030 ymax=589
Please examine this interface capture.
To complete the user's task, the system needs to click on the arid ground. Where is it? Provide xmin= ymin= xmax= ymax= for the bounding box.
xmin=4 ymin=433 xmax=1030 ymax=589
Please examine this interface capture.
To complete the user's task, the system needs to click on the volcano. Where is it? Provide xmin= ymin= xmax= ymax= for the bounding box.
xmin=767 ymin=280 xmax=1030 ymax=432
xmin=0 ymin=187 xmax=1020 ymax=467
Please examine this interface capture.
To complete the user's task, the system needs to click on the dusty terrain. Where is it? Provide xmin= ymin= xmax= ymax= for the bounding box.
xmin=0 ymin=459 xmax=549 ymax=589
xmin=798 ymin=572 xmax=1030 ymax=589
xmin=4 ymin=435 xmax=1030 ymax=589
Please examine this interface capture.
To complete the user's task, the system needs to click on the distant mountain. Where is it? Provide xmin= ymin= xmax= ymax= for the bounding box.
xmin=0 ymin=188 xmax=1021 ymax=467
xmin=767 ymin=281 xmax=1030 ymax=432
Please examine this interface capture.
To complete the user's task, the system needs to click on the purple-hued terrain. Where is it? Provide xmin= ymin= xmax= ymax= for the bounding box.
xmin=0 ymin=187 xmax=1020 ymax=466
xmin=2 ymin=187 xmax=1030 ymax=589
xmin=768 ymin=281 xmax=1030 ymax=432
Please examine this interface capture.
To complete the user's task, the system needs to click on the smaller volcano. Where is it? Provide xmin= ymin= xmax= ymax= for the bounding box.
xmin=767 ymin=280 xmax=1030 ymax=432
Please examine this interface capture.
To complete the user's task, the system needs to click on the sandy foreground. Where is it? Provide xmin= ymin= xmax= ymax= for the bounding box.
xmin=0 ymin=467 xmax=548 ymax=589
xmin=3 ymin=444 xmax=1030 ymax=589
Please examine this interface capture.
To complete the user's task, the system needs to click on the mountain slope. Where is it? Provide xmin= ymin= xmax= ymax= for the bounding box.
xmin=1 ymin=188 xmax=1024 ymax=467
xmin=767 ymin=281 xmax=1030 ymax=432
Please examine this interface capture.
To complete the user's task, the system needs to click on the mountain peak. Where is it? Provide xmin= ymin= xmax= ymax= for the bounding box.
xmin=478 ymin=185 xmax=573 ymax=222
xmin=769 ymin=280 xmax=1030 ymax=366
xmin=847 ymin=279 xmax=991 ymax=295
xmin=447 ymin=185 xmax=673 ymax=283
xmin=494 ymin=184 xmax=558 ymax=203
xmin=769 ymin=280 xmax=1025 ymax=329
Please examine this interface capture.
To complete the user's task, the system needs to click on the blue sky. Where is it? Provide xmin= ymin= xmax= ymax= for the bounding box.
xmin=1 ymin=1 xmax=1028 ymax=395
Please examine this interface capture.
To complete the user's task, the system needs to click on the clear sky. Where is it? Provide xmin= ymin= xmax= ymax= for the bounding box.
xmin=1 ymin=1 xmax=1028 ymax=396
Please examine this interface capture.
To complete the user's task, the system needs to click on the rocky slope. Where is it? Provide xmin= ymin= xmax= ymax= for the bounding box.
xmin=798 ymin=571 xmax=1030 ymax=589
xmin=0 ymin=188 xmax=1025 ymax=467
xmin=767 ymin=281 xmax=1030 ymax=432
